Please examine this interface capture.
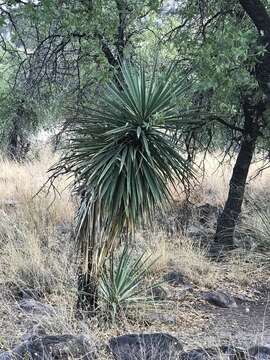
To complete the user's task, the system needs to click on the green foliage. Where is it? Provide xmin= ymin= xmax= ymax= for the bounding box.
xmin=134 ymin=0 xmax=270 ymax=152
xmin=100 ymin=245 xmax=156 ymax=320
xmin=0 ymin=55 xmax=39 ymax=156
xmin=51 ymin=63 xmax=195 ymax=291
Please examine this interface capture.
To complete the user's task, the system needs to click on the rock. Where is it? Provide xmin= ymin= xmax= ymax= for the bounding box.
xmin=0 ymin=333 xmax=97 ymax=359
xmin=168 ymin=287 xmax=192 ymax=301
xmin=180 ymin=348 xmax=218 ymax=360
xmin=202 ymin=291 xmax=237 ymax=308
xmin=109 ymin=333 xmax=183 ymax=360
xmin=20 ymin=287 xmax=43 ymax=300
xmin=221 ymin=345 xmax=247 ymax=360
xmin=17 ymin=299 xmax=56 ymax=316
xmin=181 ymin=346 xmax=246 ymax=360
xmin=146 ymin=286 xmax=167 ymax=300
xmin=249 ymin=345 xmax=270 ymax=359
xmin=2 ymin=282 xmax=43 ymax=300
xmin=163 ymin=271 xmax=187 ymax=286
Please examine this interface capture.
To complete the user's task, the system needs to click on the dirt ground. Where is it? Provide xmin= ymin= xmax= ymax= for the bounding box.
xmin=178 ymin=293 xmax=270 ymax=350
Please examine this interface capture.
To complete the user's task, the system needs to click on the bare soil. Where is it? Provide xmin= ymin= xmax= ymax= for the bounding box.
xmin=178 ymin=294 xmax=270 ymax=350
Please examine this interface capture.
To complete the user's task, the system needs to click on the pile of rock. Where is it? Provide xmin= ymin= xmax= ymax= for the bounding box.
xmin=1 ymin=331 xmax=270 ymax=359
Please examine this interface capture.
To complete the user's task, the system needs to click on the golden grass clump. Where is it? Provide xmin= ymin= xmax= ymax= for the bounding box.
xmin=0 ymin=146 xmax=75 ymax=293
xmin=194 ymin=152 xmax=270 ymax=207
xmin=144 ymin=232 xmax=220 ymax=288
xmin=0 ymin=146 xmax=270 ymax=356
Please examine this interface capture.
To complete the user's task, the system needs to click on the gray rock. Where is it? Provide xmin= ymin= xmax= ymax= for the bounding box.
xmin=109 ymin=333 xmax=183 ymax=360
xmin=0 ymin=334 xmax=97 ymax=360
xmin=16 ymin=299 xmax=56 ymax=316
xmin=202 ymin=291 xmax=237 ymax=308
xmin=168 ymin=287 xmax=192 ymax=301
xmin=249 ymin=345 xmax=270 ymax=359
xmin=163 ymin=271 xmax=187 ymax=286
xmin=146 ymin=286 xmax=167 ymax=300
xmin=180 ymin=348 xmax=218 ymax=360
xmin=181 ymin=346 xmax=246 ymax=360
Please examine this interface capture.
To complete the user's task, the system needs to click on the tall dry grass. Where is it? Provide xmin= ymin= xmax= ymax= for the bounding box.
xmin=194 ymin=152 xmax=270 ymax=206
xmin=0 ymin=146 xmax=75 ymax=294
xmin=0 ymin=146 xmax=269 ymax=356
xmin=0 ymin=148 xmax=268 ymax=295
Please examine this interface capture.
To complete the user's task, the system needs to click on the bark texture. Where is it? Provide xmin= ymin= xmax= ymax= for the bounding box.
xmin=214 ymin=0 xmax=270 ymax=250
xmin=214 ymin=98 xmax=262 ymax=250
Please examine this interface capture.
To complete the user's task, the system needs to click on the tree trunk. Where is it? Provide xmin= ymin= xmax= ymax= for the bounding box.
xmin=7 ymin=124 xmax=30 ymax=161
xmin=214 ymin=97 xmax=261 ymax=252
xmin=213 ymin=0 xmax=270 ymax=253
xmin=7 ymin=125 xmax=19 ymax=160
xmin=239 ymin=0 xmax=270 ymax=100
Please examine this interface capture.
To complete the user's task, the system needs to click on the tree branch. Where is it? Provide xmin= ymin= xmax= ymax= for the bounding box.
xmin=209 ymin=115 xmax=244 ymax=133
xmin=239 ymin=0 xmax=270 ymax=98
xmin=239 ymin=0 xmax=270 ymax=37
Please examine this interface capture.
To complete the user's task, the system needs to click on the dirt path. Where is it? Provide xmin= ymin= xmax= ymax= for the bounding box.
xmin=182 ymin=294 xmax=270 ymax=350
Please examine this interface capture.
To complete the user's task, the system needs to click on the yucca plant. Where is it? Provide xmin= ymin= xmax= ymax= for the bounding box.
xmin=50 ymin=63 xmax=195 ymax=313
xmin=100 ymin=245 xmax=157 ymax=321
xmin=238 ymin=196 xmax=270 ymax=253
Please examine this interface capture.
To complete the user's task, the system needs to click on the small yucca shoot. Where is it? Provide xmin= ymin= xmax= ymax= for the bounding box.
xmin=99 ymin=245 xmax=157 ymax=320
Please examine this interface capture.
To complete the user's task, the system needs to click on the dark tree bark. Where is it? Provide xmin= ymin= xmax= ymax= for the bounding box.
xmin=100 ymin=0 xmax=129 ymax=86
xmin=214 ymin=98 xmax=262 ymax=250
xmin=214 ymin=0 xmax=270 ymax=251
xmin=7 ymin=106 xmax=31 ymax=161
xmin=239 ymin=0 xmax=270 ymax=99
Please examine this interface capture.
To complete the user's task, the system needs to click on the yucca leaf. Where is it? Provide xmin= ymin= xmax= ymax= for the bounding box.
xmin=49 ymin=62 xmax=196 ymax=305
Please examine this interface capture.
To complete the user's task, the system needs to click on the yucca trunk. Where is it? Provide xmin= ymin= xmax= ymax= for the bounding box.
xmin=77 ymin=271 xmax=98 ymax=313
xmin=75 ymin=197 xmax=100 ymax=314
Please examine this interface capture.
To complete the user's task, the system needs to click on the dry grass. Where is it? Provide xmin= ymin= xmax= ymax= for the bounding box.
xmin=0 ymin=146 xmax=269 ymax=357
xmin=143 ymin=232 xmax=220 ymax=288
xmin=0 ymin=146 xmax=75 ymax=294
xmin=0 ymin=146 xmax=74 ymax=223
xmin=0 ymin=147 xmax=265 ymax=294
xmin=194 ymin=152 xmax=270 ymax=207
xmin=142 ymin=229 xmax=267 ymax=292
